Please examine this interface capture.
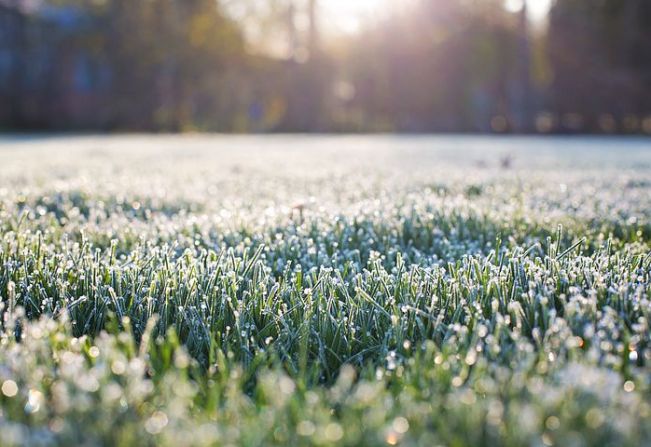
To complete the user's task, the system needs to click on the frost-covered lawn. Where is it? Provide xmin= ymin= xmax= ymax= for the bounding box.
xmin=0 ymin=135 xmax=650 ymax=446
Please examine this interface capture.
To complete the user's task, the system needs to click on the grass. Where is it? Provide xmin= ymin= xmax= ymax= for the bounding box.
xmin=0 ymin=136 xmax=649 ymax=446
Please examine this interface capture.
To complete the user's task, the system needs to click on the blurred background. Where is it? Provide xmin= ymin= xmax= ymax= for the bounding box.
xmin=0 ymin=0 xmax=649 ymax=134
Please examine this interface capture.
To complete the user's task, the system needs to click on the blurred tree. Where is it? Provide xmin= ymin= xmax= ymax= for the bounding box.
xmin=547 ymin=0 xmax=651 ymax=132
xmin=279 ymin=0 xmax=330 ymax=132
xmin=100 ymin=0 xmax=244 ymax=130
xmin=1 ymin=0 xmax=648 ymax=133
xmin=341 ymin=0 xmax=522 ymax=132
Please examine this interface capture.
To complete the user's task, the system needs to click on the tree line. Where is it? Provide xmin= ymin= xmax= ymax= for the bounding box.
xmin=0 ymin=0 xmax=649 ymax=133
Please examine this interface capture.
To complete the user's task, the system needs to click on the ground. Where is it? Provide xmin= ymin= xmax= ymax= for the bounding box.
xmin=0 ymin=135 xmax=650 ymax=446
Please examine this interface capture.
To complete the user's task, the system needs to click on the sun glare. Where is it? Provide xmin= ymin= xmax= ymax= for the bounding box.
xmin=527 ymin=0 xmax=553 ymax=22
xmin=505 ymin=0 xmax=553 ymax=22
xmin=324 ymin=0 xmax=551 ymax=35
xmin=322 ymin=0 xmax=391 ymax=34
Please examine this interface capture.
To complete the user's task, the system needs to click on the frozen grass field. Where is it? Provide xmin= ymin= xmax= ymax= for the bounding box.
xmin=0 ymin=135 xmax=650 ymax=446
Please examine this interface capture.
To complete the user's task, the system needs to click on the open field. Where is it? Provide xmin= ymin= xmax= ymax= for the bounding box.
xmin=0 ymin=135 xmax=650 ymax=446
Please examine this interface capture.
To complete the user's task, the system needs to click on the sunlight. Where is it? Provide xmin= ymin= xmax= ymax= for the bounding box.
xmin=325 ymin=0 xmax=551 ymax=35
xmin=527 ymin=0 xmax=553 ymax=22
xmin=321 ymin=0 xmax=391 ymax=34
xmin=504 ymin=0 xmax=553 ymax=22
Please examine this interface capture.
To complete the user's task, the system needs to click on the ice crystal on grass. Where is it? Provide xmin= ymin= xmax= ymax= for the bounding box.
xmin=0 ymin=136 xmax=649 ymax=446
